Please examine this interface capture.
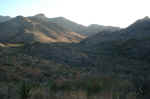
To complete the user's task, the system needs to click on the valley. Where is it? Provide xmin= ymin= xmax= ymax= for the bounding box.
xmin=0 ymin=14 xmax=150 ymax=99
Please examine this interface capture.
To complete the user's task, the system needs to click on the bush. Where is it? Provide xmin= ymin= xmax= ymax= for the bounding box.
xmin=18 ymin=81 xmax=32 ymax=99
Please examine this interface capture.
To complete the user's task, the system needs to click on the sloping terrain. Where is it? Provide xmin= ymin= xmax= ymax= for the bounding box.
xmin=49 ymin=17 xmax=87 ymax=35
xmin=49 ymin=16 xmax=120 ymax=36
xmin=0 ymin=15 xmax=150 ymax=99
xmin=0 ymin=15 xmax=85 ymax=43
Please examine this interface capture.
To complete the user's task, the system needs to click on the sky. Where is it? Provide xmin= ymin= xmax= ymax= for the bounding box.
xmin=0 ymin=0 xmax=150 ymax=28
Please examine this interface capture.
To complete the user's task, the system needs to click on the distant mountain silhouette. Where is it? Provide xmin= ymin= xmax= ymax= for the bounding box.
xmin=0 ymin=15 xmax=11 ymax=23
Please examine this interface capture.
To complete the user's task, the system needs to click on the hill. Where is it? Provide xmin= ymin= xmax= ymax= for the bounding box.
xmin=0 ymin=15 xmax=11 ymax=23
xmin=49 ymin=17 xmax=120 ymax=36
xmin=0 ymin=15 xmax=150 ymax=99
xmin=0 ymin=15 xmax=85 ymax=43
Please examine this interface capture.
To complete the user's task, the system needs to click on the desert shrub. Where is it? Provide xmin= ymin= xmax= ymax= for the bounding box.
xmin=30 ymin=88 xmax=47 ymax=99
xmin=48 ymin=76 xmax=114 ymax=94
xmin=18 ymin=81 xmax=33 ymax=99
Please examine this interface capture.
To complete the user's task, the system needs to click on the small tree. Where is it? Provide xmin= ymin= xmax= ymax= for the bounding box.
xmin=18 ymin=81 xmax=32 ymax=99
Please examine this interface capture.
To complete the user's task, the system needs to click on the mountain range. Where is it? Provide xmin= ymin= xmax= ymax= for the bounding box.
xmin=0 ymin=14 xmax=150 ymax=99
xmin=0 ymin=15 xmax=11 ymax=23
xmin=0 ymin=14 xmax=85 ymax=43
xmin=48 ymin=16 xmax=120 ymax=36
xmin=0 ymin=14 xmax=120 ymax=38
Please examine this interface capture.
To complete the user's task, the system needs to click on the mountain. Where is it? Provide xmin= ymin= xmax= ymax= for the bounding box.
xmin=0 ymin=15 xmax=150 ymax=99
xmin=79 ymin=16 xmax=150 ymax=75
xmin=0 ymin=15 xmax=85 ymax=43
xmin=81 ymin=16 xmax=150 ymax=47
xmin=0 ymin=15 xmax=11 ymax=23
xmin=48 ymin=17 xmax=87 ymax=35
xmin=78 ymin=17 xmax=150 ymax=98
xmin=118 ymin=16 xmax=150 ymax=60
xmin=84 ymin=24 xmax=120 ymax=36
xmin=0 ymin=14 xmax=120 ymax=37
xmin=33 ymin=13 xmax=47 ymax=19
xmin=120 ymin=16 xmax=150 ymax=40
xmin=48 ymin=17 xmax=120 ymax=36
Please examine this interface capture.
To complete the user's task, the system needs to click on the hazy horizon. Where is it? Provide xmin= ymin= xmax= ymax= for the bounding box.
xmin=1 ymin=0 xmax=150 ymax=28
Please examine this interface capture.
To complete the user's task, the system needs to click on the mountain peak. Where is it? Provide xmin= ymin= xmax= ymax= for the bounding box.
xmin=16 ymin=15 xmax=25 ymax=20
xmin=143 ymin=16 xmax=150 ymax=20
xmin=51 ymin=17 xmax=69 ymax=21
xmin=137 ymin=16 xmax=150 ymax=22
xmin=0 ymin=15 xmax=11 ymax=18
xmin=15 ymin=16 xmax=31 ymax=23
xmin=34 ymin=13 xmax=47 ymax=19
xmin=0 ymin=15 xmax=11 ymax=23
xmin=128 ymin=16 xmax=150 ymax=29
xmin=0 ymin=15 xmax=85 ymax=43
xmin=56 ymin=17 xmax=66 ymax=19
xmin=15 ymin=16 xmax=27 ymax=22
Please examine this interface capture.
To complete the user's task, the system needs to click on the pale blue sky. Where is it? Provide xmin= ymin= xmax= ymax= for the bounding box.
xmin=0 ymin=0 xmax=150 ymax=27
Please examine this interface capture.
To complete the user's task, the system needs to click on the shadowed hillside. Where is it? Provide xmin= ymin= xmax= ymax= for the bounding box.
xmin=0 ymin=15 xmax=150 ymax=99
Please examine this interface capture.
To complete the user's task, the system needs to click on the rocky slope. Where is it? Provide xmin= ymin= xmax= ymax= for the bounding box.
xmin=49 ymin=17 xmax=120 ymax=36
xmin=0 ymin=14 xmax=85 ymax=43
xmin=0 ymin=15 xmax=150 ymax=99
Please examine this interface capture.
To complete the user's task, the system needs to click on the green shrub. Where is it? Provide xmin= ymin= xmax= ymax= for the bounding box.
xmin=18 ymin=81 xmax=32 ymax=99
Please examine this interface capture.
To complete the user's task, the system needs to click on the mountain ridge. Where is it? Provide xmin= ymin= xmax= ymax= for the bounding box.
xmin=48 ymin=16 xmax=120 ymax=36
xmin=0 ymin=15 xmax=85 ymax=43
xmin=0 ymin=14 xmax=150 ymax=99
xmin=0 ymin=15 xmax=11 ymax=23
xmin=0 ymin=14 xmax=121 ymax=36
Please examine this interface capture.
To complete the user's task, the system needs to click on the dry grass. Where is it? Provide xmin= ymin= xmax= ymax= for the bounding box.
xmin=0 ymin=43 xmax=24 ymax=47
